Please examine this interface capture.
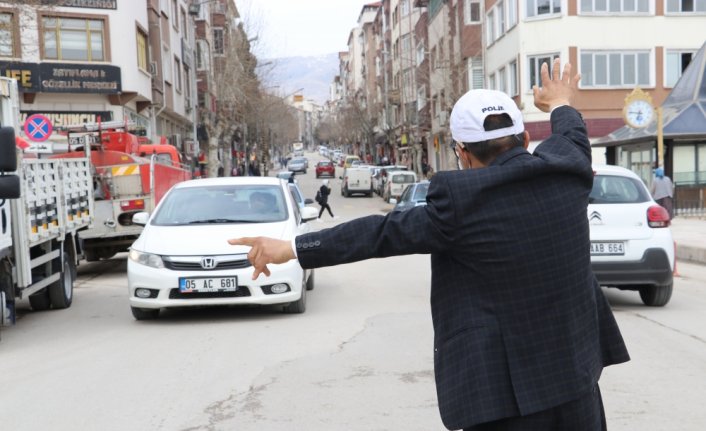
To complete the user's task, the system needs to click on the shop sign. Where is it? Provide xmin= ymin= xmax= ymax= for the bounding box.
xmin=43 ymin=0 xmax=117 ymax=9
xmin=20 ymin=111 xmax=113 ymax=128
xmin=0 ymin=62 xmax=121 ymax=94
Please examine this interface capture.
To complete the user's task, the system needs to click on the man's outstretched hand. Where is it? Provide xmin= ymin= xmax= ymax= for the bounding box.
xmin=227 ymin=237 xmax=296 ymax=279
xmin=533 ymin=58 xmax=580 ymax=113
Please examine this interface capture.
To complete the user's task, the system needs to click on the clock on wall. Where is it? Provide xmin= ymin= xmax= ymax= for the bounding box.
xmin=623 ymin=88 xmax=655 ymax=128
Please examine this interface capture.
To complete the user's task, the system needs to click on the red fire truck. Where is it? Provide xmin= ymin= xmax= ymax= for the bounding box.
xmin=51 ymin=121 xmax=191 ymax=261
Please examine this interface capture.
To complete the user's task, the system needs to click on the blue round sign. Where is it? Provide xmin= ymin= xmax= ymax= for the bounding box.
xmin=24 ymin=114 xmax=53 ymax=142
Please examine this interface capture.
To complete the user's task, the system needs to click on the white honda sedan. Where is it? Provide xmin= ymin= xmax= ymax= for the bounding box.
xmin=589 ymin=165 xmax=674 ymax=306
xmin=127 ymin=177 xmax=319 ymax=320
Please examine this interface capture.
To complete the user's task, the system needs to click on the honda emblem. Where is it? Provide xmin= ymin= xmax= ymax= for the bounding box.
xmin=200 ymin=257 xmax=216 ymax=269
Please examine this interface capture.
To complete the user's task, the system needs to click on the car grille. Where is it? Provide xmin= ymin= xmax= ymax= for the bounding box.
xmin=168 ymin=287 xmax=251 ymax=299
xmin=163 ymin=259 xmax=251 ymax=271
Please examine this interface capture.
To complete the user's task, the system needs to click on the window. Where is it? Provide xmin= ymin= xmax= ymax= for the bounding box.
xmin=467 ymin=57 xmax=484 ymax=89
xmin=196 ymin=40 xmax=209 ymax=70
xmin=163 ymin=44 xmax=172 ymax=82
xmin=184 ymin=66 xmax=191 ymax=103
xmin=489 ymin=73 xmax=496 ymax=90
xmin=486 ymin=9 xmax=496 ymax=44
xmin=528 ymin=54 xmax=559 ymax=88
xmin=580 ymin=0 xmax=649 ymax=12
xmin=666 ymin=50 xmax=695 ymax=87
xmin=527 ymin=0 xmax=561 ymax=17
xmin=417 ymin=86 xmax=426 ymax=110
xmin=666 ymin=0 xmax=706 ymax=12
xmin=416 ymin=43 xmax=425 ymax=66
xmin=401 ymin=34 xmax=412 ymax=57
xmin=580 ymin=50 xmax=649 ymax=87
xmin=213 ymin=28 xmax=224 ymax=55
xmin=174 ymin=57 xmax=181 ymax=92
xmin=498 ymin=67 xmax=506 ymax=93
xmin=180 ymin=8 xmax=187 ymax=37
xmin=401 ymin=0 xmax=410 ymax=16
xmin=136 ymin=27 xmax=148 ymax=71
xmin=464 ymin=0 xmax=481 ymax=23
xmin=172 ymin=0 xmax=178 ymax=29
xmin=508 ymin=0 xmax=518 ymax=26
xmin=42 ymin=16 xmax=106 ymax=61
xmin=509 ymin=60 xmax=518 ymax=95
xmin=497 ymin=2 xmax=505 ymax=35
xmin=0 ymin=12 xmax=15 ymax=57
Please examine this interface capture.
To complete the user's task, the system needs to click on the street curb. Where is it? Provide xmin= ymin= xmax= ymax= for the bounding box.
xmin=676 ymin=244 xmax=706 ymax=265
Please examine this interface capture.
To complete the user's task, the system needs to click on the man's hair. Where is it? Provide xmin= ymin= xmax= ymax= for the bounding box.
xmin=461 ymin=113 xmax=524 ymax=164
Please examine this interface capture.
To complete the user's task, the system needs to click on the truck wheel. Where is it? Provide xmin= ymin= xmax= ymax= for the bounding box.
xmin=131 ymin=307 xmax=160 ymax=320
xmin=639 ymin=283 xmax=673 ymax=307
xmin=29 ymin=289 xmax=51 ymax=311
xmin=49 ymin=259 xmax=74 ymax=309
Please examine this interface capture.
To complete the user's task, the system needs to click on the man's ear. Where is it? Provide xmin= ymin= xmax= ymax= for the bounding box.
xmin=522 ymin=131 xmax=531 ymax=150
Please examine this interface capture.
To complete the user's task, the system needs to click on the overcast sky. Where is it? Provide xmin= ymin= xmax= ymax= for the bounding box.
xmin=239 ymin=0 xmax=372 ymax=59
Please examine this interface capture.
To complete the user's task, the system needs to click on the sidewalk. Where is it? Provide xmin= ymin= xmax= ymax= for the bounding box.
xmin=671 ymin=217 xmax=706 ymax=265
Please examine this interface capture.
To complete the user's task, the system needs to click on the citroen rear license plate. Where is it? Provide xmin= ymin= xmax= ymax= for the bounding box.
xmin=179 ymin=276 xmax=238 ymax=293
xmin=590 ymin=242 xmax=625 ymax=256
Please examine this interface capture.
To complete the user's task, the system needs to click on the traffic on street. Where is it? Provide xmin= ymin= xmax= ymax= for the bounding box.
xmin=1 ymin=151 xmax=705 ymax=431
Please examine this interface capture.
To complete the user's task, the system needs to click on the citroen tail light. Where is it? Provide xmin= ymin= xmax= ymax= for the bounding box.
xmin=647 ymin=205 xmax=670 ymax=228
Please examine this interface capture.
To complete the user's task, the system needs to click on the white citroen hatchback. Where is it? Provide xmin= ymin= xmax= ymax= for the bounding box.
xmin=127 ymin=177 xmax=319 ymax=320
xmin=589 ymin=165 xmax=674 ymax=306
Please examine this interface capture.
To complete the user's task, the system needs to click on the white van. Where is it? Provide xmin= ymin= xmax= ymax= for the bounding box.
xmin=340 ymin=167 xmax=373 ymax=197
xmin=384 ymin=171 xmax=418 ymax=202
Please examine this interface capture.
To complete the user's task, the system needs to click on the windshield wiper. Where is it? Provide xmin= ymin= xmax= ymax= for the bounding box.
xmin=187 ymin=219 xmax=260 ymax=224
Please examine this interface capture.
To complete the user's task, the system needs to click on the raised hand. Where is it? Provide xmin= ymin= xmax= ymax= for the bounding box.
xmin=533 ymin=58 xmax=580 ymax=113
xmin=227 ymin=236 xmax=296 ymax=280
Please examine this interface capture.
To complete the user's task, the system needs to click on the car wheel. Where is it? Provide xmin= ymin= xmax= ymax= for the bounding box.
xmin=284 ymin=274 xmax=307 ymax=314
xmin=639 ymin=283 xmax=673 ymax=307
xmin=29 ymin=288 xmax=51 ymax=311
xmin=49 ymin=258 xmax=74 ymax=309
xmin=306 ymin=269 xmax=315 ymax=291
xmin=131 ymin=306 xmax=160 ymax=320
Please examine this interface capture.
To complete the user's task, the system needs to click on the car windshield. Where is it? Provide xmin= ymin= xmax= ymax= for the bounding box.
xmin=152 ymin=185 xmax=288 ymax=225
xmin=413 ymin=183 xmax=429 ymax=201
xmin=318 ymin=161 xmax=332 ymax=167
xmin=589 ymin=175 xmax=650 ymax=204
xmin=392 ymin=174 xmax=416 ymax=184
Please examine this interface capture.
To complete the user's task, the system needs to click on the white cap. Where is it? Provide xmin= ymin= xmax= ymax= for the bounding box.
xmin=450 ymin=89 xmax=524 ymax=143
xmin=322 ymin=179 xmax=329 ymax=185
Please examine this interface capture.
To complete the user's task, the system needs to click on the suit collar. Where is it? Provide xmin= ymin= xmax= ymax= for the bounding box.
xmin=490 ymin=146 xmax=530 ymax=167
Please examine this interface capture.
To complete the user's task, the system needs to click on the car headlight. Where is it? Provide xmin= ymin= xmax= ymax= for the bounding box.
xmin=128 ymin=249 xmax=164 ymax=269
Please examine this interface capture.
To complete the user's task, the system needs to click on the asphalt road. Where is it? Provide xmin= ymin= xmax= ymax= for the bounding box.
xmin=1 ymin=152 xmax=704 ymax=431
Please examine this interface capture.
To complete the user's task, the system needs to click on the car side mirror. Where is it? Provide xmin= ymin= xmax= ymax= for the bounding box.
xmin=300 ymin=206 xmax=318 ymax=222
xmin=389 ymin=198 xmax=397 ymax=205
xmin=132 ymin=211 xmax=150 ymax=226
xmin=304 ymin=198 xmax=314 ymax=205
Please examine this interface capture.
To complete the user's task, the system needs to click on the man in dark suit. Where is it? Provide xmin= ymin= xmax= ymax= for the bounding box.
xmin=228 ymin=60 xmax=629 ymax=430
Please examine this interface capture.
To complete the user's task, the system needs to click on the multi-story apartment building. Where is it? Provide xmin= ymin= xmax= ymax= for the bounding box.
xmin=0 ymin=0 xmax=197 ymax=158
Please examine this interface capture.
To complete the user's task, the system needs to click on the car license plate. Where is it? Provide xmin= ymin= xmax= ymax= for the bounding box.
xmin=590 ymin=242 xmax=625 ymax=256
xmin=179 ymin=276 xmax=238 ymax=293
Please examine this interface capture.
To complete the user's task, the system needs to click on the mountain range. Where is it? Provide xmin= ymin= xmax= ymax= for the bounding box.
xmin=262 ymin=53 xmax=339 ymax=105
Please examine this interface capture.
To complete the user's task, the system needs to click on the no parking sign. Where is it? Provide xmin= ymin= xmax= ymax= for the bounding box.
xmin=23 ymin=114 xmax=53 ymax=142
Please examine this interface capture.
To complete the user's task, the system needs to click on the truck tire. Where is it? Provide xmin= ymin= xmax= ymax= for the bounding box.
xmin=131 ymin=307 xmax=160 ymax=320
xmin=639 ymin=283 xmax=673 ymax=307
xmin=49 ymin=258 xmax=74 ymax=309
xmin=29 ymin=289 xmax=51 ymax=311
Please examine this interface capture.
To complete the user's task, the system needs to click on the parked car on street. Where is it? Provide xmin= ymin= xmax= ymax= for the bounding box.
xmin=340 ymin=167 xmax=373 ymax=197
xmin=383 ymin=171 xmax=417 ymax=203
xmin=127 ymin=177 xmax=319 ymax=320
xmin=373 ymin=165 xmax=408 ymax=196
xmin=315 ymin=160 xmax=335 ymax=178
xmin=589 ymin=164 xmax=674 ymax=306
xmin=391 ymin=181 xmax=430 ymax=212
xmin=288 ymin=157 xmax=307 ymax=174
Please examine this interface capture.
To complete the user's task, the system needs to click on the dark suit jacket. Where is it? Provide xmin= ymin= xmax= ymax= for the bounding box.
xmin=295 ymin=106 xmax=630 ymax=429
